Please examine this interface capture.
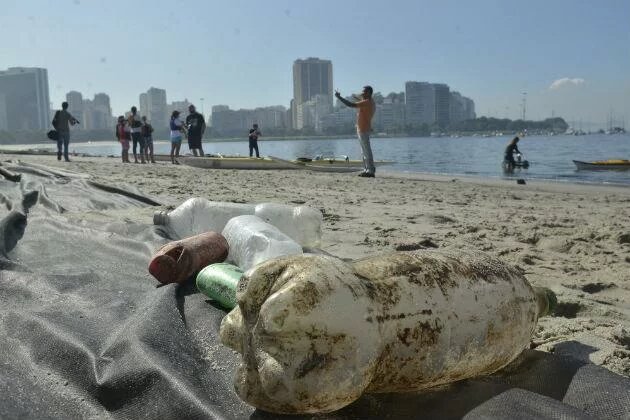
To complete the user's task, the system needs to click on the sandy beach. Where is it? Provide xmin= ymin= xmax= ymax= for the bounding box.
xmin=4 ymin=152 xmax=629 ymax=378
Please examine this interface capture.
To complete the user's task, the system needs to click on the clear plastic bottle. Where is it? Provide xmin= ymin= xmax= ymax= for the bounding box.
xmin=153 ymin=198 xmax=255 ymax=239
xmin=154 ymin=198 xmax=324 ymax=247
xmin=222 ymin=215 xmax=303 ymax=272
xmin=254 ymin=203 xmax=323 ymax=248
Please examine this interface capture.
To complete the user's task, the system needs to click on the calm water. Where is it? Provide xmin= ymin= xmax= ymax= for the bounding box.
xmin=4 ymin=134 xmax=630 ymax=186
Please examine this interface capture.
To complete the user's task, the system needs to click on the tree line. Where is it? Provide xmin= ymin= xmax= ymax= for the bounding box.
xmin=0 ymin=117 xmax=569 ymax=145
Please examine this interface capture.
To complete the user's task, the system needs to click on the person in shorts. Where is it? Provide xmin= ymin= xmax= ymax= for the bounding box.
xmin=115 ymin=116 xmax=130 ymax=163
xmin=170 ymin=110 xmax=184 ymax=164
xmin=141 ymin=116 xmax=155 ymax=163
xmin=185 ymin=104 xmax=206 ymax=157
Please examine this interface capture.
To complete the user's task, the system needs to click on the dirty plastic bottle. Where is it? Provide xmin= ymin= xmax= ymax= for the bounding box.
xmin=222 ymin=215 xmax=303 ymax=272
xmin=254 ymin=203 xmax=323 ymax=248
xmin=196 ymin=263 xmax=244 ymax=309
xmin=219 ymin=250 xmax=558 ymax=414
xmin=153 ymin=198 xmax=255 ymax=239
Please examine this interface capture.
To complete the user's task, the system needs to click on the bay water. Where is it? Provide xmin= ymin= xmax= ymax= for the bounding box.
xmin=4 ymin=134 xmax=629 ymax=186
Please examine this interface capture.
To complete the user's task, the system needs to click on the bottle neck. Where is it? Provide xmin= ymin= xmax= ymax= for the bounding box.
xmin=533 ymin=287 xmax=557 ymax=317
xmin=153 ymin=211 xmax=169 ymax=226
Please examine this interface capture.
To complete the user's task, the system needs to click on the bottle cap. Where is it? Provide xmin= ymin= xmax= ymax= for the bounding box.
xmin=153 ymin=211 xmax=169 ymax=226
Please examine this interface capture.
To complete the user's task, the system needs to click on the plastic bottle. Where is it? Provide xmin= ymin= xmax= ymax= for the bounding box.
xmin=148 ymin=231 xmax=229 ymax=284
xmin=220 ymin=250 xmax=558 ymax=414
xmin=222 ymin=215 xmax=303 ymax=272
xmin=196 ymin=263 xmax=244 ymax=309
xmin=153 ymin=198 xmax=255 ymax=239
xmin=254 ymin=203 xmax=323 ymax=248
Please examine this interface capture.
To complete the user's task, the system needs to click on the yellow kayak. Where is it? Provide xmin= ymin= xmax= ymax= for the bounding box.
xmin=573 ymin=159 xmax=630 ymax=170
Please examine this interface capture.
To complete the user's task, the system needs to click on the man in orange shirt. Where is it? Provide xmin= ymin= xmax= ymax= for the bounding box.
xmin=335 ymin=85 xmax=376 ymax=177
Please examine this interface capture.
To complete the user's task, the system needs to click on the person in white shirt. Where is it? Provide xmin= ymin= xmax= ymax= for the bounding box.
xmin=169 ymin=110 xmax=184 ymax=164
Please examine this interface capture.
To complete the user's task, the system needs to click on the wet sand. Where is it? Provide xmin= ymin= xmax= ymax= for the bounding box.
xmin=4 ymin=153 xmax=629 ymax=377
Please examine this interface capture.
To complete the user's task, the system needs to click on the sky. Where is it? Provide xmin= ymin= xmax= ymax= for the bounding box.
xmin=2 ymin=0 xmax=629 ymax=128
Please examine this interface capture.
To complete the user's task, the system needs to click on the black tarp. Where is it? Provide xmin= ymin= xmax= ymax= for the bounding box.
xmin=0 ymin=160 xmax=628 ymax=419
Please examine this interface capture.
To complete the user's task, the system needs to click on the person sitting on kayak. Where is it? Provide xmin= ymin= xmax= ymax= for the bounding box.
xmin=504 ymin=136 xmax=521 ymax=168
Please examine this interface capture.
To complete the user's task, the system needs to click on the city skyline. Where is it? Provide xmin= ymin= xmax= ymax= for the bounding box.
xmin=2 ymin=1 xmax=629 ymax=128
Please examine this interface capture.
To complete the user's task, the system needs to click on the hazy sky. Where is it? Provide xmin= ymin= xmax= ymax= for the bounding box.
xmin=2 ymin=0 xmax=629 ymax=127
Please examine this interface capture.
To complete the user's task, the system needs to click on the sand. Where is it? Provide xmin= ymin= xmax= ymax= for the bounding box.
xmin=4 ymin=153 xmax=629 ymax=377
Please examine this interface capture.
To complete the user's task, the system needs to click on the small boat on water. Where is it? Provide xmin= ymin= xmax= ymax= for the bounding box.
xmin=573 ymin=159 xmax=630 ymax=171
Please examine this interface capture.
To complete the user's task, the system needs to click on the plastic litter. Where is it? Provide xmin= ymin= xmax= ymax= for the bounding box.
xmin=222 ymin=215 xmax=303 ymax=272
xmin=153 ymin=198 xmax=254 ymax=239
xmin=196 ymin=263 xmax=243 ymax=309
xmin=148 ymin=231 xmax=228 ymax=284
xmin=220 ymin=249 xmax=557 ymax=414
xmin=153 ymin=198 xmax=323 ymax=247
xmin=254 ymin=203 xmax=322 ymax=248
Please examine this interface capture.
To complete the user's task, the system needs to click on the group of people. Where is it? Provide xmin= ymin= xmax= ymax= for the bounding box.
xmin=168 ymin=105 xmax=206 ymax=164
xmin=114 ymin=106 xmax=155 ymax=163
xmin=114 ymin=104 xmax=206 ymax=164
xmin=51 ymin=83 xmax=378 ymax=176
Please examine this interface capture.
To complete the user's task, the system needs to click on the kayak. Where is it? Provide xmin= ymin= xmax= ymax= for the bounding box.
xmin=181 ymin=155 xmax=300 ymax=170
xmin=573 ymin=159 xmax=630 ymax=171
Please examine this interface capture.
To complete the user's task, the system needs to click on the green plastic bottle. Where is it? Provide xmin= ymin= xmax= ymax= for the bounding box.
xmin=196 ymin=263 xmax=243 ymax=309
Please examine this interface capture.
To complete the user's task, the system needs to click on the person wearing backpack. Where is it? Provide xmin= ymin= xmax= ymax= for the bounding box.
xmin=141 ymin=116 xmax=155 ymax=163
xmin=51 ymin=102 xmax=79 ymax=162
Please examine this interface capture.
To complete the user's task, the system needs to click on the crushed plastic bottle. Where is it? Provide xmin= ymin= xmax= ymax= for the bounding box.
xmin=222 ymin=215 xmax=303 ymax=272
xmin=153 ymin=198 xmax=254 ymax=239
xmin=196 ymin=263 xmax=243 ymax=309
xmin=254 ymin=203 xmax=322 ymax=248
xmin=220 ymin=249 xmax=558 ymax=414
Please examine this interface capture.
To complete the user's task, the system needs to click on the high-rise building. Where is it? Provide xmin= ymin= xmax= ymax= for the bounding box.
xmin=66 ymin=92 xmax=113 ymax=130
xmin=433 ymin=83 xmax=450 ymax=127
xmin=463 ymin=96 xmax=476 ymax=120
xmin=405 ymin=82 xmax=435 ymax=126
xmin=297 ymin=94 xmax=333 ymax=132
xmin=139 ymin=93 xmax=148 ymax=119
xmin=211 ymin=105 xmax=287 ymax=137
xmin=449 ymin=91 xmax=465 ymax=124
xmin=141 ymin=87 xmax=168 ymax=127
xmin=379 ymin=92 xmax=406 ymax=132
xmin=66 ymin=91 xmax=83 ymax=123
xmin=292 ymin=58 xmax=333 ymax=129
xmin=0 ymin=67 xmax=50 ymax=130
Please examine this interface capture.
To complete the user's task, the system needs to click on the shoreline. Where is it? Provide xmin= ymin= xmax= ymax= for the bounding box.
xmin=1 ymin=148 xmax=630 ymax=191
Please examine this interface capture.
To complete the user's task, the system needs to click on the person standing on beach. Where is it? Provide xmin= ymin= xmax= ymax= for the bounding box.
xmin=141 ymin=116 xmax=155 ymax=163
xmin=185 ymin=104 xmax=206 ymax=157
xmin=115 ymin=116 xmax=130 ymax=163
xmin=170 ymin=110 xmax=184 ymax=164
xmin=335 ymin=86 xmax=376 ymax=177
xmin=128 ymin=106 xmax=146 ymax=163
xmin=248 ymin=123 xmax=261 ymax=158
xmin=51 ymin=101 xmax=79 ymax=162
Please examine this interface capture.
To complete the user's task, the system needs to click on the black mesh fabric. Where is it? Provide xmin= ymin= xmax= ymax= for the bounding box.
xmin=0 ymin=160 xmax=628 ymax=419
